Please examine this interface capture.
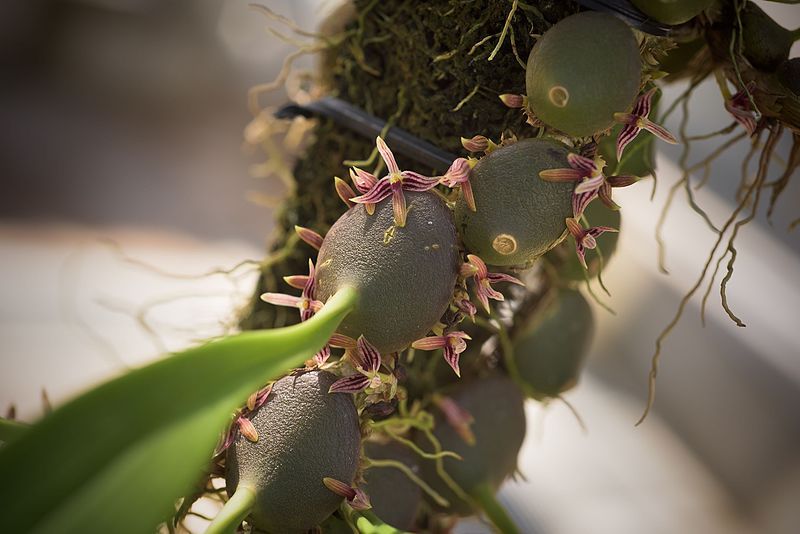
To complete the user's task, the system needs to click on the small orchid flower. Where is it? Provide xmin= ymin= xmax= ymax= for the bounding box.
xmin=216 ymin=383 xmax=274 ymax=453
xmin=329 ymin=336 xmax=384 ymax=394
xmin=348 ymin=167 xmax=378 ymax=214
xmin=460 ymin=254 xmax=524 ymax=314
xmin=565 ymin=217 xmax=618 ymax=269
xmin=261 ymin=259 xmax=322 ymax=322
xmin=294 ymin=225 xmax=323 ymax=250
xmin=499 ymin=93 xmax=525 ymax=109
xmin=461 ymin=135 xmax=489 ymax=153
xmin=439 ymin=157 xmax=476 ymax=211
xmin=323 ymin=478 xmax=371 ymax=511
xmin=334 ymin=177 xmax=356 ymax=209
xmin=539 ymin=154 xmax=637 ymax=215
xmin=613 ymin=87 xmax=677 ymax=161
xmin=412 ymin=331 xmax=472 ymax=377
xmin=724 ymin=82 xmax=758 ymax=136
xmin=349 ymin=137 xmax=440 ymax=227
xmin=263 ymin=260 xmax=332 ymax=364
xmin=453 ymin=288 xmax=477 ymax=321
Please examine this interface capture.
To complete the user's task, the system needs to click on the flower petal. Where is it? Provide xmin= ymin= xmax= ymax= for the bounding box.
xmin=641 ymin=118 xmax=678 ymax=144
xmin=634 ymin=87 xmax=657 ymax=118
xmin=443 ymin=345 xmax=461 ymax=377
xmin=572 ymin=189 xmax=597 ymax=219
xmin=323 ymin=477 xmax=357 ymax=500
xmin=567 ymin=153 xmax=597 ymax=174
xmin=615 ymin=123 xmax=641 ymax=161
xmin=376 ymin=136 xmax=400 ymax=176
xmin=350 ymin=179 xmax=393 ymax=205
xmin=574 ymin=241 xmax=587 ymax=269
xmin=574 ymin=174 xmax=605 ymax=195
xmin=607 ymin=174 xmax=639 ymax=188
xmin=283 ymin=274 xmax=309 ymax=290
xmin=260 ymin=292 xmax=301 ymax=308
xmin=565 ymin=217 xmax=584 ymax=239
xmin=613 ymin=112 xmax=638 ymax=126
xmin=486 ymin=272 xmax=525 ymax=286
xmin=581 ymin=233 xmax=597 ymax=250
xmin=391 ymin=183 xmax=407 ymax=227
xmin=314 ymin=345 xmax=331 ymax=366
xmin=334 ymin=177 xmax=356 ymax=208
xmin=598 ymin=182 xmax=621 ymax=211
xmin=237 ymin=417 xmax=259 ymax=443
xmin=329 ymin=374 xmax=371 ymax=394
xmin=401 ymin=170 xmax=440 ymax=191
xmin=349 ymin=487 xmax=372 ymax=511
xmin=461 ymin=135 xmax=490 ymax=153
xmin=539 ymin=168 xmax=584 ymax=182
xmin=441 ymin=157 xmax=471 ymax=187
xmin=586 ymin=225 xmax=618 ymax=238
xmin=329 ymin=333 xmax=357 ymax=349
xmin=411 ymin=336 xmax=448 ymax=351
xmin=357 ymin=335 xmax=382 ymax=373
xmin=466 ymin=254 xmax=489 ymax=279
xmin=294 ymin=225 xmax=324 ymax=250
xmin=499 ymin=93 xmax=524 ymax=108
xmin=461 ymin=180 xmax=476 ymax=211
xmin=350 ymin=167 xmax=378 ymax=193
xmin=456 ymin=298 xmax=477 ymax=320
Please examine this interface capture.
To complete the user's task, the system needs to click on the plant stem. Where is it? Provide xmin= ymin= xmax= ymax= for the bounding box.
xmin=471 ymin=483 xmax=520 ymax=534
xmin=0 ymin=418 xmax=28 ymax=443
xmin=205 ymin=485 xmax=256 ymax=534
xmin=343 ymin=506 xmax=404 ymax=534
xmin=365 ymin=458 xmax=449 ymax=507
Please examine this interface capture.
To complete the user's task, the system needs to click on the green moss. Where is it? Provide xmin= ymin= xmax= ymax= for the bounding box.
xmin=241 ymin=0 xmax=579 ymax=331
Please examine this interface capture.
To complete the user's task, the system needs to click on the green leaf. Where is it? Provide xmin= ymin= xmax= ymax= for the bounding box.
xmin=0 ymin=286 xmax=358 ymax=534
xmin=0 ymin=418 xmax=28 ymax=444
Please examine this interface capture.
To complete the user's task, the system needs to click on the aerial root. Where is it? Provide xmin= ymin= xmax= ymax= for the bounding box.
xmin=719 ymin=124 xmax=783 ymax=326
xmin=246 ymin=4 xmax=351 ymax=116
xmin=767 ymin=133 xmax=800 ymax=220
xmin=637 ymin=123 xmax=781 ymax=426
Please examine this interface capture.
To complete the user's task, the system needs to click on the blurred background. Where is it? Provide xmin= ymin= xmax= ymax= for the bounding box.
xmin=0 ymin=1 xmax=798 ymax=533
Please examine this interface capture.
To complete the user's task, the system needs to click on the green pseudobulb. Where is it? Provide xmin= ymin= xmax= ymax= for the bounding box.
xmin=741 ymin=3 xmax=796 ymax=72
xmin=526 ymin=12 xmax=641 ymax=137
xmin=455 ymin=138 xmax=574 ymax=267
xmin=316 ymin=191 xmax=459 ymax=353
xmin=630 ymin=0 xmax=714 ymax=25
xmin=778 ymin=58 xmax=800 ymax=96
xmin=226 ymin=371 xmax=361 ymax=533
xmin=362 ymin=440 xmax=422 ymax=530
xmin=512 ymin=288 xmax=595 ymax=399
xmin=418 ymin=374 xmax=526 ymax=515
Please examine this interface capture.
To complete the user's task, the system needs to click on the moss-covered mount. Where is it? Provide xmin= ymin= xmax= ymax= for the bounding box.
xmin=240 ymin=0 xmax=579 ymax=331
